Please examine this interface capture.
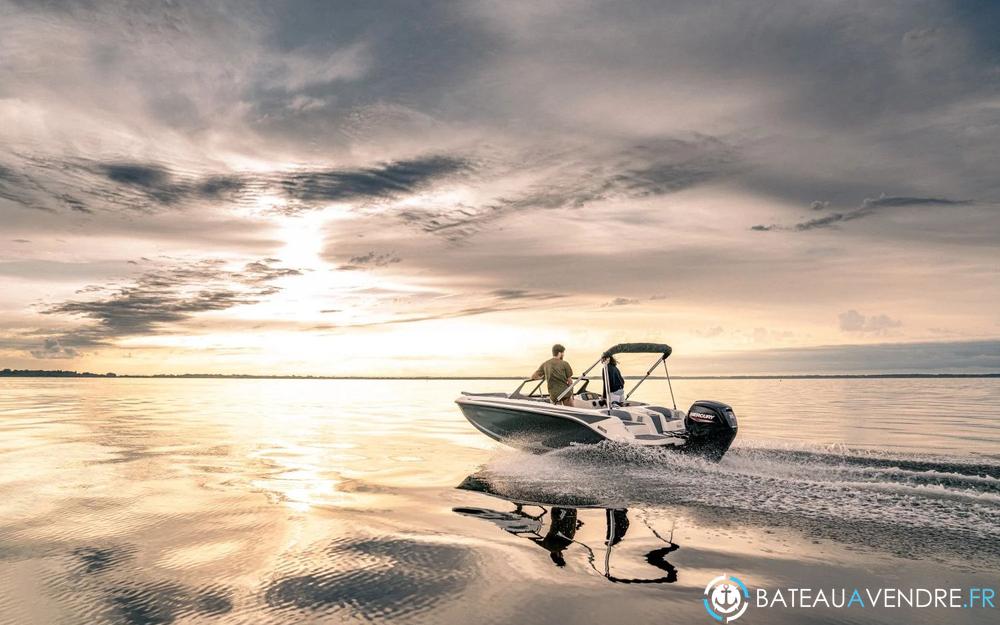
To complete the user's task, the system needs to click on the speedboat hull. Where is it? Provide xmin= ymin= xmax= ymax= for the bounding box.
xmin=457 ymin=400 xmax=606 ymax=449
xmin=456 ymin=395 xmax=737 ymax=460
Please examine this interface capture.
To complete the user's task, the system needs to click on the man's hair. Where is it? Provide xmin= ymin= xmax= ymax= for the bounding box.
xmin=552 ymin=343 xmax=566 ymax=356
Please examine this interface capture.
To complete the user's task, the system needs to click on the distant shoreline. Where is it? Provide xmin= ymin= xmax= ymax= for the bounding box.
xmin=2 ymin=369 xmax=999 ymax=380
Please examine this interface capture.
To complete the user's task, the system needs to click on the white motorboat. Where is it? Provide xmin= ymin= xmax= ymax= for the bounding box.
xmin=456 ymin=342 xmax=738 ymax=461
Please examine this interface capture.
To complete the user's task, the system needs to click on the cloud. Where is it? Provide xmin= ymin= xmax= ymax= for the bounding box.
xmin=0 ymin=152 xmax=473 ymax=216
xmin=97 ymin=162 xmax=219 ymax=207
xmin=102 ymin=163 xmax=171 ymax=189
xmin=323 ymin=288 xmax=568 ymax=329
xmin=860 ymin=195 xmax=970 ymax=209
xmin=274 ymin=155 xmax=470 ymax=213
xmin=99 ymin=163 xmax=247 ymax=206
xmin=338 ymin=251 xmax=402 ymax=270
xmin=602 ymin=297 xmax=641 ymax=307
xmin=490 ymin=289 xmax=563 ymax=301
xmin=0 ymin=161 xmax=52 ymax=212
xmin=839 ymin=309 xmax=902 ymax=334
xmin=0 ymin=155 xmax=253 ymax=214
xmin=242 ymin=259 xmax=304 ymax=283
xmin=41 ymin=258 xmax=302 ymax=342
xmin=752 ymin=195 xmax=972 ymax=232
xmin=29 ymin=337 xmax=78 ymax=359
xmin=386 ymin=136 xmax=737 ymax=241
xmin=792 ymin=212 xmax=852 ymax=231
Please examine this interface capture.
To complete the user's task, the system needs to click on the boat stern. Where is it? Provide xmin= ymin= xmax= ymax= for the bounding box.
xmin=683 ymin=400 xmax=738 ymax=461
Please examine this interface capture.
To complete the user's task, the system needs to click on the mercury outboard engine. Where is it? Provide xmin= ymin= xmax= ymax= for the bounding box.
xmin=683 ymin=400 xmax=738 ymax=462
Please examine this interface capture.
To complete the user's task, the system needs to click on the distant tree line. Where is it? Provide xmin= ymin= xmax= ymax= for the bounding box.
xmin=1 ymin=369 xmax=117 ymax=377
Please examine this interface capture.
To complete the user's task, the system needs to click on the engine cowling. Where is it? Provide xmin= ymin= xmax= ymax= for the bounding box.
xmin=683 ymin=400 xmax=738 ymax=461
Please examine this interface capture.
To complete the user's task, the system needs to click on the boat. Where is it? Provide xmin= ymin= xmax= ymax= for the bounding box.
xmin=455 ymin=342 xmax=738 ymax=460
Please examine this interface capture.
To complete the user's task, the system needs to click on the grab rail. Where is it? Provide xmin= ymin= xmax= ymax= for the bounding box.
xmin=511 ymin=378 xmax=545 ymax=398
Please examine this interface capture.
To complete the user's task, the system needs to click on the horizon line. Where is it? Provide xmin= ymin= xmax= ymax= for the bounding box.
xmin=2 ymin=368 xmax=999 ymax=380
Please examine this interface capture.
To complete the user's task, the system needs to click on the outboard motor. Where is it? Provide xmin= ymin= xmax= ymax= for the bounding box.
xmin=683 ymin=400 xmax=738 ymax=462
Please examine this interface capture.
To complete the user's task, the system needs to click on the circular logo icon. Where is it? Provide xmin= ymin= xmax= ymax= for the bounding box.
xmin=704 ymin=574 xmax=749 ymax=622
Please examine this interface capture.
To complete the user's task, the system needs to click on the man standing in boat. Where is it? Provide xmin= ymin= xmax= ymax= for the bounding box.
xmin=531 ymin=344 xmax=574 ymax=405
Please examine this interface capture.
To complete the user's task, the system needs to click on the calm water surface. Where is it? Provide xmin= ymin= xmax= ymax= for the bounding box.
xmin=1 ymin=378 xmax=998 ymax=625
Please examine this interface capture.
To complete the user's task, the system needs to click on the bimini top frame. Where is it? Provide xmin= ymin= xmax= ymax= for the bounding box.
xmin=555 ymin=343 xmax=676 ymax=409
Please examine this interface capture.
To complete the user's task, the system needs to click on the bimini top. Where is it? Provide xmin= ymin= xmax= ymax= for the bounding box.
xmin=602 ymin=342 xmax=672 ymax=358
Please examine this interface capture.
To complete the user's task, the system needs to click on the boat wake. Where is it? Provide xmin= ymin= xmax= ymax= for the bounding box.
xmin=473 ymin=441 xmax=1000 ymax=567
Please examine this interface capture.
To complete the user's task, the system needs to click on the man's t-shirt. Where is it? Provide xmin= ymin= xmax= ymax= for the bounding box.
xmin=534 ymin=357 xmax=573 ymax=401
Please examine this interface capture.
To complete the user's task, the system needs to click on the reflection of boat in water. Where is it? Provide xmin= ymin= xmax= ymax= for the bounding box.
xmin=454 ymin=475 xmax=679 ymax=584
xmin=456 ymin=343 xmax=738 ymax=460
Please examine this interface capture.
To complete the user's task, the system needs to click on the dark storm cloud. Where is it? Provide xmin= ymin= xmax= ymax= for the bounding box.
xmin=99 ymin=162 xmax=199 ymax=206
xmin=275 ymin=155 xmax=470 ymax=212
xmin=0 ymin=152 xmax=470 ymax=215
xmin=0 ymin=154 xmax=252 ymax=213
xmin=195 ymin=175 xmax=245 ymax=199
xmin=102 ymin=163 xmax=171 ymax=189
xmin=752 ymin=195 xmax=973 ymax=232
xmin=40 ymin=258 xmax=301 ymax=343
xmin=93 ymin=161 xmax=259 ymax=209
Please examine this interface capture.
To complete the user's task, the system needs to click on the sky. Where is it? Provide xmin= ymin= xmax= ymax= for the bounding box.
xmin=1 ymin=0 xmax=998 ymax=376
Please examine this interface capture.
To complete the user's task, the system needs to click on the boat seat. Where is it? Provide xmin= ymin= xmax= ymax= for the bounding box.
xmin=646 ymin=406 xmax=678 ymax=421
